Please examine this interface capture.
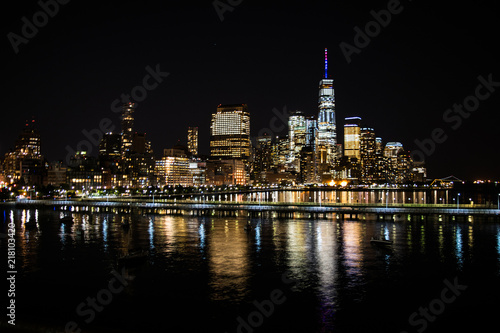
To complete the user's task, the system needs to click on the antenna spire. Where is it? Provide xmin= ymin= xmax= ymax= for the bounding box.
xmin=324 ymin=48 xmax=328 ymax=78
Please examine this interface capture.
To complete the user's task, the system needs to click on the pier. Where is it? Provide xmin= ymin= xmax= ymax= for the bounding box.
xmin=3 ymin=198 xmax=500 ymax=221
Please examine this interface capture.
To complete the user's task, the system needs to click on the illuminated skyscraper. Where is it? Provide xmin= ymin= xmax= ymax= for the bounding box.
xmin=156 ymin=147 xmax=192 ymax=187
xmin=210 ymin=104 xmax=251 ymax=161
xmin=253 ymin=133 xmax=272 ymax=182
xmin=187 ymin=127 xmax=199 ymax=156
xmin=305 ymin=115 xmax=317 ymax=150
xmin=121 ymin=102 xmax=136 ymax=157
xmin=360 ymin=127 xmax=376 ymax=181
xmin=375 ymin=137 xmax=383 ymax=155
xmin=384 ymin=142 xmax=404 ymax=183
xmin=288 ymin=111 xmax=306 ymax=168
xmin=384 ymin=142 xmax=404 ymax=159
xmin=344 ymin=117 xmax=361 ymax=159
xmin=18 ymin=120 xmax=41 ymax=157
xmin=316 ymin=48 xmax=337 ymax=164
xmin=2 ymin=118 xmax=44 ymax=185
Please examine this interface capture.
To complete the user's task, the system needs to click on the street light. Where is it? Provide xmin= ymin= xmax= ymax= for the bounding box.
xmin=457 ymin=193 xmax=460 ymax=209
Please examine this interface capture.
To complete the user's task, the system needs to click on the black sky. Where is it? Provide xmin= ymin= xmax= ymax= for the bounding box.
xmin=3 ymin=0 xmax=500 ymax=180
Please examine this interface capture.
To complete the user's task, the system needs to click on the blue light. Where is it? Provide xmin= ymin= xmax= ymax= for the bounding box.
xmin=199 ymin=223 xmax=205 ymax=250
xmin=149 ymin=218 xmax=154 ymax=249
xmin=324 ymin=48 xmax=328 ymax=78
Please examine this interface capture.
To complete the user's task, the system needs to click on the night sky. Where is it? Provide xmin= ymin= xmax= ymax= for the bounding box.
xmin=3 ymin=0 xmax=500 ymax=180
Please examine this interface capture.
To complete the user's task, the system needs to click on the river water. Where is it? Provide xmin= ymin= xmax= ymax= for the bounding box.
xmin=1 ymin=206 xmax=500 ymax=332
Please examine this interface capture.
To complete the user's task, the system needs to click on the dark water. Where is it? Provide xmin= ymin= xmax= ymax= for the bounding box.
xmin=1 ymin=206 xmax=500 ymax=332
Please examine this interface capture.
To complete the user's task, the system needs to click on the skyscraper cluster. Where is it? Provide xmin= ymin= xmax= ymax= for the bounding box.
xmin=0 ymin=49 xmax=425 ymax=190
xmin=249 ymin=49 xmax=426 ymax=185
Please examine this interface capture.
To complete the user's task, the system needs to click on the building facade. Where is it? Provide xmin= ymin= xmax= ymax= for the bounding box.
xmin=344 ymin=117 xmax=361 ymax=160
xmin=316 ymin=49 xmax=337 ymax=165
xmin=210 ymin=104 xmax=251 ymax=162
xmin=121 ymin=102 xmax=136 ymax=157
xmin=187 ymin=127 xmax=199 ymax=156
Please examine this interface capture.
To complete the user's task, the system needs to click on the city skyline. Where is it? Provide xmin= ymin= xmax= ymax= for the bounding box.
xmin=3 ymin=3 xmax=500 ymax=333
xmin=3 ymin=1 xmax=500 ymax=180
xmin=1 ymin=56 xmax=497 ymax=183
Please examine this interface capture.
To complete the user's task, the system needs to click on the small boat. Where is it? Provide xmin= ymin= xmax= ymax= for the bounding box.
xmin=370 ymin=237 xmax=393 ymax=246
xmin=60 ymin=216 xmax=74 ymax=224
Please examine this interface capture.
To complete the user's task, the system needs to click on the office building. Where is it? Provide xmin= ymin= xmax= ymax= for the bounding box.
xmin=210 ymin=104 xmax=251 ymax=162
xmin=2 ymin=119 xmax=44 ymax=185
xmin=155 ymin=147 xmax=191 ymax=187
xmin=344 ymin=117 xmax=362 ymax=159
xmin=206 ymin=159 xmax=247 ymax=186
xmin=121 ymin=102 xmax=136 ymax=157
xmin=253 ymin=133 xmax=273 ymax=182
xmin=187 ymin=127 xmax=199 ymax=156
xmin=305 ymin=115 xmax=317 ymax=150
xmin=288 ymin=111 xmax=306 ymax=169
xmin=359 ymin=127 xmax=376 ymax=182
xmin=99 ymin=133 xmax=121 ymax=158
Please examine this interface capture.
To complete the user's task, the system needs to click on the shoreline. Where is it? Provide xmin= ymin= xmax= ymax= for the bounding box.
xmin=2 ymin=199 xmax=499 ymax=220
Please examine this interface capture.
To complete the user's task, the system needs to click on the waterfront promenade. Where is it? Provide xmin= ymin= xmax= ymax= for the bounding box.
xmin=3 ymin=198 xmax=500 ymax=220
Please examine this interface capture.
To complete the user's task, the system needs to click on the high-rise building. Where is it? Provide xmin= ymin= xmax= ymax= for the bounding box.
xmin=66 ymin=151 xmax=102 ymax=190
xmin=300 ymin=147 xmax=317 ymax=184
xmin=316 ymin=48 xmax=337 ymax=165
xmin=187 ymin=127 xmax=199 ymax=156
xmin=253 ymin=133 xmax=273 ymax=182
xmin=15 ymin=118 xmax=42 ymax=158
xmin=305 ymin=115 xmax=317 ymax=150
xmin=375 ymin=137 xmax=383 ymax=155
xmin=360 ymin=127 xmax=376 ymax=182
xmin=121 ymin=102 xmax=136 ymax=157
xmin=275 ymin=136 xmax=289 ymax=170
xmin=47 ymin=161 xmax=67 ymax=186
xmin=155 ymin=147 xmax=191 ymax=187
xmin=130 ymin=132 xmax=152 ymax=155
xmin=384 ymin=142 xmax=404 ymax=183
xmin=2 ymin=119 xmax=44 ymax=185
xmin=384 ymin=142 xmax=404 ymax=159
xmin=395 ymin=150 xmax=414 ymax=184
xmin=288 ymin=111 xmax=306 ymax=169
xmin=344 ymin=117 xmax=362 ymax=159
xmin=210 ymin=104 xmax=251 ymax=161
xmin=99 ymin=133 xmax=121 ymax=158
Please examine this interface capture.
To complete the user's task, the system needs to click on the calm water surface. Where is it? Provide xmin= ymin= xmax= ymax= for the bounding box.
xmin=1 ymin=207 xmax=500 ymax=332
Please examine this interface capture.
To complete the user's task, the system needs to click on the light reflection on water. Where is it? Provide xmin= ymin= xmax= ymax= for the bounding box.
xmin=5 ymin=207 xmax=494 ymax=277
xmin=3 ymin=207 xmax=500 ymax=331
xmin=208 ymin=218 xmax=250 ymax=302
xmin=456 ymin=225 xmax=463 ymax=268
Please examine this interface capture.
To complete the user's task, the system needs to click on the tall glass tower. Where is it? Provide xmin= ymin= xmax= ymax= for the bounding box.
xmin=316 ymin=48 xmax=337 ymax=164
